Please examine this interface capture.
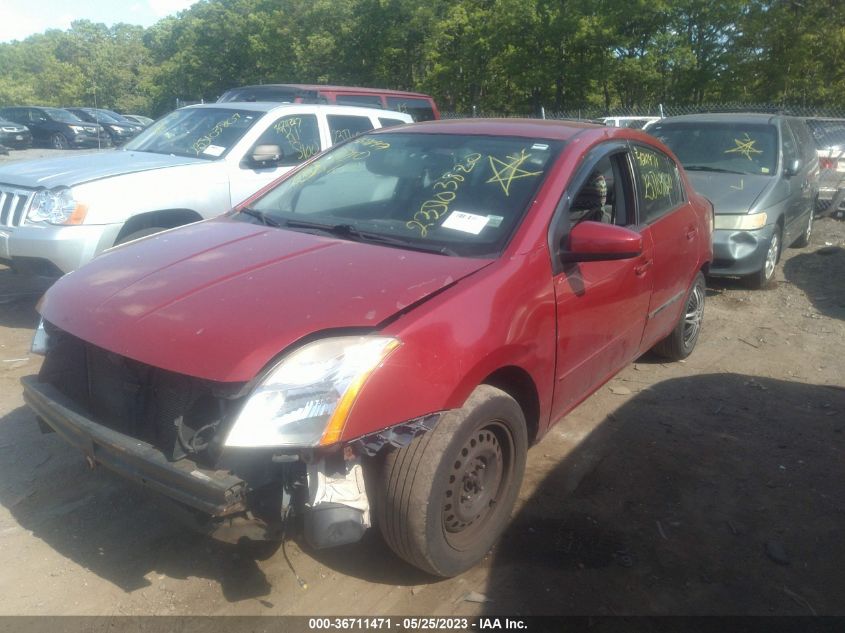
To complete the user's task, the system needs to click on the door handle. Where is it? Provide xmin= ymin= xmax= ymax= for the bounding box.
xmin=634 ymin=259 xmax=653 ymax=276
xmin=686 ymin=227 xmax=698 ymax=240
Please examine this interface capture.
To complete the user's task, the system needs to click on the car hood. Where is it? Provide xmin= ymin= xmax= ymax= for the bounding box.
xmin=685 ymin=171 xmax=773 ymax=214
xmin=40 ymin=217 xmax=492 ymax=383
xmin=0 ymin=150 xmax=204 ymax=189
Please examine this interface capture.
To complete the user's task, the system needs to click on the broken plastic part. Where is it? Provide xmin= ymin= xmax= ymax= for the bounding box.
xmin=351 ymin=412 xmax=442 ymax=456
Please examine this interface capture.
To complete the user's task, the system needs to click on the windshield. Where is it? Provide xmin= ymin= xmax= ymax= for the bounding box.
xmin=123 ymin=107 xmax=260 ymax=159
xmin=100 ymin=109 xmax=132 ymax=124
xmin=247 ymin=132 xmax=563 ymax=257
xmin=650 ymin=122 xmax=778 ymax=176
xmin=86 ymin=109 xmax=124 ymax=124
xmin=44 ymin=108 xmax=83 ymax=123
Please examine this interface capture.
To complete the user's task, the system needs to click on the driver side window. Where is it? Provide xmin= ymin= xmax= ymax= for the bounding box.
xmin=569 ymin=154 xmax=630 ymax=228
xmin=251 ymin=114 xmax=320 ymax=166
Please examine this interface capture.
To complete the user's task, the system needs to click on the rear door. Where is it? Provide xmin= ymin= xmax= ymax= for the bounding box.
xmin=631 ymin=143 xmax=701 ymax=351
xmin=325 ymin=113 xmax=376 ymax=144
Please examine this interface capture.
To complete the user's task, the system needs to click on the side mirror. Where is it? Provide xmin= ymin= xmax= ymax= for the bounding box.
xmin=246 ymin=144 xmax=284 ymax=168
xmin=560 ymin=221 xmax=643 ymax=264
xmin=784 ymin=158 xmax=801 ymax=177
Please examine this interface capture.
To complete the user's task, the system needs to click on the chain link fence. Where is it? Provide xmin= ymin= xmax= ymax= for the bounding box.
xmin=442 ymin=103 xmax=845 ymax=121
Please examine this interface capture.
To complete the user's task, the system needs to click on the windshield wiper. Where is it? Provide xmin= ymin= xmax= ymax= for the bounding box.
xmin=683 ymin=165 xmax=746 ymax=174
xmin=239 ymin=207 xmax=281 ymax=227
xmin=281 ymin=219 xmax=459 ymax=256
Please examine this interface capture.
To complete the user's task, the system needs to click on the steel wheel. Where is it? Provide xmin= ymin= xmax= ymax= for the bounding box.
xmin=377 ymin=385 xmax=527 ymax=577
xmin=442 ymin=421 xmax=513 ymax=550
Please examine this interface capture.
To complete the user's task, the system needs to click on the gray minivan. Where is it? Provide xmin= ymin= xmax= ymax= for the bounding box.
xmin=649 ymin=113 xmax=818 ymax=288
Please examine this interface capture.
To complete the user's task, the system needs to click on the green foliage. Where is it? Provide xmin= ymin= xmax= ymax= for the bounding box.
xmin=0 ymin=0 xmax=843 ymax=116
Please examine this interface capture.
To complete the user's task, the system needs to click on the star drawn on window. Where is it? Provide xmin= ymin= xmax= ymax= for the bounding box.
xmin=724 ymin=133 xmax=763 ymax=161
xmin=486 ymin=149 xmax=543 ymax=195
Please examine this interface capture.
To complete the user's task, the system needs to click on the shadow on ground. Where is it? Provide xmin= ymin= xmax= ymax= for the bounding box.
xmin=483 ymin=374 xmax=845 ymax=615
xmin=0 ymin=405 xmax=275 ymax=603
xmin=0 ymin=268 xmax=52 ymax=329
xmin=783 ymin=246 xmax=845 ymax=321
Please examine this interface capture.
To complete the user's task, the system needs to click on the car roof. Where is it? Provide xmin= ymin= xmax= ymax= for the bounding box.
xmin=379 ymin=118 xmax=601 ymax=140
xmin=653 ymin=112 xmax=781 ymax=125
xmin=182 ymin=102 xmax=413 ymax=119
xmin=227 ymin=83 xmax=433 ymax=98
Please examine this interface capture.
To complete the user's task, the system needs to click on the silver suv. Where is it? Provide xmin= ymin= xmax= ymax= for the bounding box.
xmin=0 ymin=103 xmax=412 ymax=276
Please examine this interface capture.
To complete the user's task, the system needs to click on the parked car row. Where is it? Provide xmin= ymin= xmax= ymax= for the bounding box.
xmin=0 ymin=84 xmax=825 ymax=579
xmin=0 ymin=106 xmax=155 ymax=151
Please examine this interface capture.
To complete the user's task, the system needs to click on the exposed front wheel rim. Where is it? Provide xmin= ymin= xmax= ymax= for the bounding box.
xmin=442 ymin=421 xmax=514 ymax=550
xmin=682 ymin=283 xmax=704 ymax=346
xmin=763 ymin=232 xmax=779 ymax=280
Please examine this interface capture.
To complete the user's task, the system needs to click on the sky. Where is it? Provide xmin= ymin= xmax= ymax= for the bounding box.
xmin=1 ymin=0 xmax=200 ymax=43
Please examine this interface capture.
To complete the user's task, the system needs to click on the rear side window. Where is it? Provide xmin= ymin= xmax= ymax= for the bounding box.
xmin=632 ymin=145 xmax=684 ymax=223
xmin=385 ymin=97 xmax=435 ymax=122
xmin=787 ymin=119 xmax=815 ymax=161
xmin=336 ymin=94 xmax=383 ymax=108
xmin=781 ymin=123 xmax=799 ymax=166
xmin=252 ymin=114 xmax=321 ymax=165
xmin=327 ymin=115 xmax=374 ymax=143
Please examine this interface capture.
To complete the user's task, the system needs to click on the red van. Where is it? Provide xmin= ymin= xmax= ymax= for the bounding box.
xmin=218 ymin=83 xmax=440 ymax=122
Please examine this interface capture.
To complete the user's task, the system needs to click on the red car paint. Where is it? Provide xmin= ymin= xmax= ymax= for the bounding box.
xmin=39 ymin=120 xmax=712 ymax=445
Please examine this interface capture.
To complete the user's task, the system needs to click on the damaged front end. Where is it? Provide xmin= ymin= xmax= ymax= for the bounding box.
xmin=23 ymin=321 xmax=440 ymax=549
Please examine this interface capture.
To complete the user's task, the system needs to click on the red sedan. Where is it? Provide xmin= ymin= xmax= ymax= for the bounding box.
xmin=23 ymin=119 xmax=713 ymax=577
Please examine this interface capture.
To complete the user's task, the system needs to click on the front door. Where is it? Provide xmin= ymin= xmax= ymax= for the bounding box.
xmin=550 ymin=146 xmax=653 ymax=421
xmin=229 ymin=113 xmax=323 ymax=205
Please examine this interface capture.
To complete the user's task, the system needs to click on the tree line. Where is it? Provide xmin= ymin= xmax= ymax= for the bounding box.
xmin=0 ymin=0 xmax=842 ymax=117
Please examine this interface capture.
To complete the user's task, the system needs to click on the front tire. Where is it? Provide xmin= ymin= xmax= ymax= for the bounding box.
xmin=652 ymin=272 xmax=705 ymax=360
xmin=50 ymin=133 xmax=69 ymax=150
xmin=115 ymin=226 xmax=167 ymax=245
xmin=792 ymin=209 xmax=813 ymax=248
xmin=376 ymin=385 xmax=527 ymax=577
xmin=744 ymin=226 xmax=781 ymax=289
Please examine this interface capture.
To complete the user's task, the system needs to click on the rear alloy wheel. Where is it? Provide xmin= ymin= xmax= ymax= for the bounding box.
xmin=744 ymin=227 xmax=781 ymax=289
xmin=51 ymin=133 xmax=69 ymax=150
xmin=376 ymin=385 xmax=527 ymax=577
xmin=652 ymin=272 xmax=705 ymax=360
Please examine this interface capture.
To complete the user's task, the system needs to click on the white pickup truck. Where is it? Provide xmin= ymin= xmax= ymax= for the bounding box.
xmin=0 ymin=103 xmax=412 ymax=275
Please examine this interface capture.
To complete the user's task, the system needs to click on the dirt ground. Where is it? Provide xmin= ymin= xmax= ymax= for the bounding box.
xmin=0 ymin=149 xmax=843 ymax=616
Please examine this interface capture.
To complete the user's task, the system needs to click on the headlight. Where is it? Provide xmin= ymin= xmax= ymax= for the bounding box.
xmin=69 ymin=125 xmax=85 ymax=133
xmin=28 ymin=188 xmax=87 ymax=224
xmin=224 ymin=336 xmax=400 ymax=448
xmin=714 ymin=212 xmax=768 ymax=231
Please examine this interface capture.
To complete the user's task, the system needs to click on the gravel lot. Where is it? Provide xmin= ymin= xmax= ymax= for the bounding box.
xmin=0 ymin=148 xmax=843 ymax=616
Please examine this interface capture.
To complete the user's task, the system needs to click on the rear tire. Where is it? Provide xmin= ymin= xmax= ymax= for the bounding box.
xmin=652 ymin=272 xmax=705 ymax=360
xmin=376 ymin=385 xmax=527 ymax=577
